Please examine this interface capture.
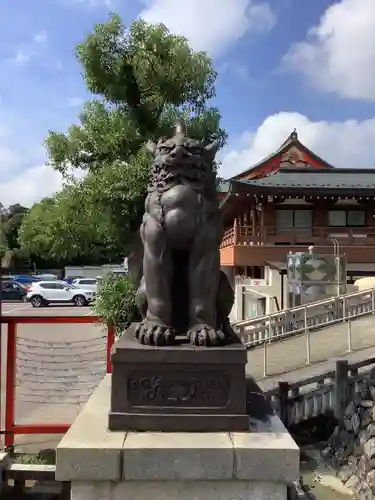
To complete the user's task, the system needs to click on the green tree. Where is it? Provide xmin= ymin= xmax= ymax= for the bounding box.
xmin=0 ymin=228 xmax=7 ymax=262
xmin=18 ymin=185 xmax=118 ymax=264
xmin=3 ymin=204 xmax=28 ymax=249
xmin=46 ymin=16 xmax=226 ymax=173
xmin=18 ymin=198 xmax=55 ymax=261
xmin=0 ymin=203 xmax=30 ymax=269
xmin=20 ymin=14 xmax=226 ymax=263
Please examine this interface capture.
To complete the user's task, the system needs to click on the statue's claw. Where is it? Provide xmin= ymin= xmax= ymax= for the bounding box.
xmin=135 ymin=321 xmax=176 ymax=346
xmin=187 ymin=324 xmax=226 ymax=347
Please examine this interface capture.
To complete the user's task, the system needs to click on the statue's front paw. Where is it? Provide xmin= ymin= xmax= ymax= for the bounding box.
xmin=135 ymin=321 xmax=176 ymax=346
xmin=187 ymin=324 xmax=226 ymax=347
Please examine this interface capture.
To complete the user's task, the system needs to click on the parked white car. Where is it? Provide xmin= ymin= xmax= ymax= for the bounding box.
xmin=26 ymin=281 xmax=96 ymax=307
xmin=71 ymin=277 xmax=98 ymax=292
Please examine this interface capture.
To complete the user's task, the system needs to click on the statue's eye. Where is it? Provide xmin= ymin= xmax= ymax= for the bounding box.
xmin=158 ymin=147 xmax=169 ymax=154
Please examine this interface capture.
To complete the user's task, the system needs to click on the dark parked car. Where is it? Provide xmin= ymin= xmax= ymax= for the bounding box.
xmin=0 ymin=280 xmax=28 ymax=301
xmin=10 ymin=274 xmax=40 ymax=284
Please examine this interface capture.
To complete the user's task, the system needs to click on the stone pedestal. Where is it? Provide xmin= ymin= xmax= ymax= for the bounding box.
xmin=56 ymin=376 xmax=300 ymax=500
xmin=109 ymin=325 xmax=248 ymax=432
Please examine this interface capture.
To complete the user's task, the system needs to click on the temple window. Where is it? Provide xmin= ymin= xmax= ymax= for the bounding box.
xmin=328 ymin=210 xmax=365 ymax=227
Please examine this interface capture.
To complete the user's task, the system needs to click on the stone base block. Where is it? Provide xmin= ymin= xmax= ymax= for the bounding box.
xmin=71 ymin=480 xmax=287 ymax=500
xmin=56 ymin=376 xmax=300 ymax=500
xmin=109 ymin=324 xmax=248 ymax=432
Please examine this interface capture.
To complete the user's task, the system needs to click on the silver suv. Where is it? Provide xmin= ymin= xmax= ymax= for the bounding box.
xmin=26 ymin=281 xmax=96 ymax=307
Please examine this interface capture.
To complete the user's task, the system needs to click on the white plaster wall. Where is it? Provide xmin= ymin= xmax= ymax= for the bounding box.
xmin=231 ymin=268 xmax=288 ymax=321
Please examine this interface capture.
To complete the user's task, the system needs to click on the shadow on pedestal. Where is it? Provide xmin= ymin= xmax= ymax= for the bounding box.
xmin=109 ymin=323 xmax=249 ymax=432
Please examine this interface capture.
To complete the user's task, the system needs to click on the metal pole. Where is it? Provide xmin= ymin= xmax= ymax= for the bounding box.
xmin=333 ymin=239 xmax=340 ymax=298
xmin=332 ymin=238 xmax=337 ymax=255
xmin=347 ymin=319 xmax=352 ymax=352
xmin=304 ymin=306 xmax=311 ymax=365
xmin=0 ymin=260 xmax=2 ymax=332
xmin=0 ymin=227 xmax=2 ymax=332
xmin=268 ymin=314 xmax=272 ymax=344
xmin=106 ymin=325 xmax=116 ymax=373
xmin=5 ymin=321 xmax=16 ymax=450
xmin=263 ymin=339 xmax=267 ymax=377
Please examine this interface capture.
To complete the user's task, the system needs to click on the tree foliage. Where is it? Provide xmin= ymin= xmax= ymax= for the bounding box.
xmin=0 ymin=203 xmax=30 ymax=268
xmin=19 ymin=14 xmax=227 ymax=264
xmin=19 ymin=187 xmax=117 ymax=264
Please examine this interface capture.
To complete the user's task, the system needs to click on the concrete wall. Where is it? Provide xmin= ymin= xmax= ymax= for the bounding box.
xmin=65 ymin=263 xmax=128 ymax=278
xmin=231 ymin=268 xmax=287 ymax=322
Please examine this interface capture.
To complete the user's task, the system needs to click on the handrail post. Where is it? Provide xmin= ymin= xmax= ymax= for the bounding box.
xmin=304 ymin=306 xmax=310 ymax=365
xmin=268 ymin=314 xmax=272 ymax=344
xmin=372 ymin=289 xmax=375 ymax=314
xmin=347 ymin=318 xmax=352 ymax=352
xmin=5 ymin=321 xmax=16 ymax=451
xmin=278 ymin=382 xmax=289 ymax=428
xmin=263 ymin=340 xmax=268 ymax=377
xmin=333 ymin=359 xmax=349 ymax=421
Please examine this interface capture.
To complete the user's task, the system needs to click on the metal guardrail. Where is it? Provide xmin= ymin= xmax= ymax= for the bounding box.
xmin=235 ymin=286 xmax=375 ymax=344
xmin=264 ymin=357 xmax=375 ymax=428
xmin=234 ymin=287 xmax=375 ymax=376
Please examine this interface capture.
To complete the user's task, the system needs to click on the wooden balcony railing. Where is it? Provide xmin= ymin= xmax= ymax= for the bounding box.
xmin=220 ymin=223 xmax=375 ymax=249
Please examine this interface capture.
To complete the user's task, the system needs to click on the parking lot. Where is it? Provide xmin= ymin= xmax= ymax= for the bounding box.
xmin=1 ymin=302 xmax=107 ymax=453
xmin=2 ymin=301 xmax=96 ymax=317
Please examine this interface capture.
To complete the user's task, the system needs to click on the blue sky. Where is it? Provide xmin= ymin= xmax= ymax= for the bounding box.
xmin=1 ymin=0 xmax=375 ymax=206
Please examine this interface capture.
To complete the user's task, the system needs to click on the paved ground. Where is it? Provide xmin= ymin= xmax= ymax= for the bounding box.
xmin=247 ymin=314 xmax=375 ymax=393
xmin=1 ymin=302 xmax=106 ymax=453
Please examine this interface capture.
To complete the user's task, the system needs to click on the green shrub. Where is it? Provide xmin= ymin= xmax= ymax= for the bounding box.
xmin=94 ymin=273 xmax=139 ymax=337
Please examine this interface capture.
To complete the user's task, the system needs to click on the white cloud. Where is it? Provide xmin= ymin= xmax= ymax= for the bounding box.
xmin=72 ymin=0 xmax=114 ymax=7
xmin=140 ymin=0 xmax=276 ymax=57
xmin=8 ymin=31 xmax=48 ymax=66
xmin=3 ymin=111 xmax=375 ymax=208
xmin=12 ymin=50 xmax=31 ymax=65
xmin=220 ymin=112 xmax=375 ymax=178
xmin=67 ymin=97 xmax=85 ymax=107
xmin=0 ymin=159 xmax=86 ymax=208
xmin=0 ymin=164 xmax=66 ymax=208
xmin=34 ymin=31 xmax=48 ymax=44
xmin=283 ymin=0 xmax=375 ymax=101
xmin=0 ymin=146 xmax=23 ymax=174
xmin=0 ymin=126 xmax=85 ymax=207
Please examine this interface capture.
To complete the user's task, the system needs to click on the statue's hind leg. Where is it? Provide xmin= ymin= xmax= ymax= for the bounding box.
xmin=135 ymin=213 xmax=175 ymax=346
xmin=187 ymin=217 xmax=225 ymax=346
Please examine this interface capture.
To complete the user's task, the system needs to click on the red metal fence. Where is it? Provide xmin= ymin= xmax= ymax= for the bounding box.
xmin=1 ymin=315 xmax=115 ymax=450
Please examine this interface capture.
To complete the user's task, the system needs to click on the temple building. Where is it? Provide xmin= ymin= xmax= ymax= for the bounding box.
xmin=220 ymin=131 xmax=375 ymax=320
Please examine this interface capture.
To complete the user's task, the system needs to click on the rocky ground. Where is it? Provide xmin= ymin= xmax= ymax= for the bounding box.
xmin=321 ymin=367 xmax=375 ymax=499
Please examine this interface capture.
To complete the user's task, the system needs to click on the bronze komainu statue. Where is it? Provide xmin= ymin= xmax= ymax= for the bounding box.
xmin=135 ymin=121 xmax=235 ymax=347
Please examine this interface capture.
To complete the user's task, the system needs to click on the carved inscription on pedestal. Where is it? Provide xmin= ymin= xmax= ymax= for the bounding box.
xmin=127 ymin=370 xmax=230 ymax=407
